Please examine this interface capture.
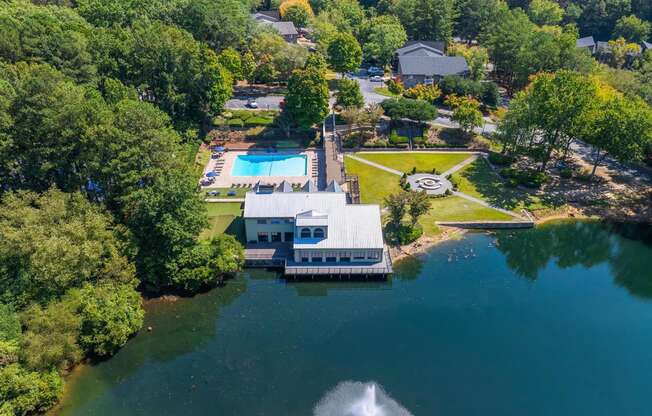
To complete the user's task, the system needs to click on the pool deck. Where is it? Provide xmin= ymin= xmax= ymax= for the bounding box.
xmin=202 ymin=149 xmax=322 ymax=189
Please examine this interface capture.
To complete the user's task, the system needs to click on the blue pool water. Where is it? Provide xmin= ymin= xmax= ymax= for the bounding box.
xmin=231 ymin=154 xmax=307 ymax=176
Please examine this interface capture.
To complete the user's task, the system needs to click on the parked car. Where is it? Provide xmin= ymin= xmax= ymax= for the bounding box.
xmin=367 ymin=66 xmax=384 ymax=76
xmin=246 ymin=98 xmax=258 ymax=109
xmin=369 ymin=75 xmax=384 ymax=82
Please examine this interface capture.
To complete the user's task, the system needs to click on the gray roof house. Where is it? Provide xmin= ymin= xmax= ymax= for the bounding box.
xmin=397 ymin=55 xmax=469 ymax=88
xmin=396 ymin=42 xmax=445 ymax=57
xmin=243 ymin=181 xmax=392 ymax=277
xmin=576 ymin=36 xmax=597 ymax=54
xmin=253 ymin=12 xmax=299 ymax=43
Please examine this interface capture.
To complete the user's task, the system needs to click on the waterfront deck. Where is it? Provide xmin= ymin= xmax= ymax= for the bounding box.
xmin=284 ymin=249 xmax=393 ymax=277
xmin=245 ymin=244 xmax=393 ymax=277
xmin=244 ymin=243 xmax=291 ymax=267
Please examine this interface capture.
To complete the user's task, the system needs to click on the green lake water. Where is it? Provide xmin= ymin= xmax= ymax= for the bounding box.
xmin=55 ymin=221 xmax=652 ymax=415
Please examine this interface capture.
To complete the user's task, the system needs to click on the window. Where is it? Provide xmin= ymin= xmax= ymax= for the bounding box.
xmin=311 ymin=257 xmax=323 ymax=262
xmin=257 ymin=232 xmax=268 ymax=243
xmin=340 ymin=257 xmax=351 ymax=262
xmin=271 ymin=219 xmax=280 ymax=224
xmin=271 ymin=232 xmax=281 ymax=242
xmin=301 ymin=257 xmax=309 ymax=263
xmin=300 ymin=228 xmax=311 ymax=238
xmin=313 ymin=228 xmax=325 ymax=238
xmin=257 ymin=219 xmax=267 ymax=224
xmin=367 ymin=251 xmax=380 ymax=260
xmin=353 ymin=254 xmax=365 ymax=260
xmin=326 ymin=257 xmax=336 ymax=262
xmin=284 ymin=219 xmax=294 ymax=224
xmin=284 ymin=232 xmax=294 ymax=242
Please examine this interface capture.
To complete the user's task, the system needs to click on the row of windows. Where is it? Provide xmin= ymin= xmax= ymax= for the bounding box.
xmin=256 ymin=219 xmax=294 ymax=225
xmin=300 ymin=227 xmax=325 ymax=239
xmin=299 ymin=251 xmax=381 ymax=263
xmin=257 ymin=231 xmax=293 ymax=243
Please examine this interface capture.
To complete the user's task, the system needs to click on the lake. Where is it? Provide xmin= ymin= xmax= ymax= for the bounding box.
xmin=55 ymin=221 xmax=652 ymax=416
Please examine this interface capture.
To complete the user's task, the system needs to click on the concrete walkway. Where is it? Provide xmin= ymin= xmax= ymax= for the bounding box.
xmin=345 ymin=154 xmax=403 ymax=176
xmin=347 ymin=152 xmax=526 ymax=221
xmin=452 ymin=191 xmax=524 ymax=220
xmin=441 ymin=154 xmax=479 ymax=177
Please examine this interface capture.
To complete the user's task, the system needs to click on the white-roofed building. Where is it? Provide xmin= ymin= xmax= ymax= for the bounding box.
xmin=243 ymin=181 xmax=392 ymax=276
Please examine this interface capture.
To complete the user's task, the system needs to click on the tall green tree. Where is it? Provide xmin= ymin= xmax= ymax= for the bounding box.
xmin=0 ymin=189 xmax=136 ymax=307
xmin=336 ymin=78 xmax=364 ymax=108
xmin=613 ymin=14 xmax=651 ymax=43
xmin=384 ymin=191 xmax=409 ymax=228
xmin=284 ymin=67 xmax=329 ymax=128
xmin=581 ymin=92 xmax=652 ymax=178
xmin=497 ymin=71 xmax=599 ymax=171
xmin=359 ymin=16 xmax=407 ymax=67
xmin=528 ymin=0 xmax=564 ymax=26
xmin=407 ymin=191 xmax=431 ymax=226
xmin=0 ymin=2 xmax=96 ymax=82
xmin=455 ymin=0 xmax=505 ymax=41
xmin=327 ymin=33 xmax=362 ymax=75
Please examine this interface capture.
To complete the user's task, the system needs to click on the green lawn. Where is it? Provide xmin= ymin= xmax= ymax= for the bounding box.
xmin=345 ymin=155 xmax=516 ymax=237
xmin=201 ymin=202 xmax=245 ymax=242
xmin=344 ymin=156 xmax=402 ymax=204
xmin=354 ymin=152 xmax=473 ymax=174
xmin=373 ymin=87 xmax=400 ymax=97
xmin=451 ymin=158 xmax=564 ymax=213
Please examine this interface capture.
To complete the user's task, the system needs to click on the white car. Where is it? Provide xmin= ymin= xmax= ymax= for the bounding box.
xmin=246 ymin=99 xmax=259 ymax=109
xmin=369 ymin=75 xmax=384 ymax=82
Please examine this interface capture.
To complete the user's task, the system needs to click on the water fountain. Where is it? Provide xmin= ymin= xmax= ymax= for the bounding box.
xmin=314 ymin=381 xmax=413 ymax=416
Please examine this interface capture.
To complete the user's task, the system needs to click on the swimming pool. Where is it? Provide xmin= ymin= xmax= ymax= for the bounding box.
xmin=231 ymin=154 xmax=308 ymax=177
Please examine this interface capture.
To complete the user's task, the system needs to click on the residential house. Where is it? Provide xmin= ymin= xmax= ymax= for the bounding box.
xmin=252 ymin=11 xmax=299 ymax=43
xmin=243 ymin=180 xmax=392 ymax=277
xmin=576 ymin=36 xmax=597 ymax=54
xmin=395 ymin=41 xmax=468 ymax=87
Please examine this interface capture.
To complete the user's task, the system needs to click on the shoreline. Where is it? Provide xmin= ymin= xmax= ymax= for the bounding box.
xmin=389 ymin=209 xmax=606 ymax=263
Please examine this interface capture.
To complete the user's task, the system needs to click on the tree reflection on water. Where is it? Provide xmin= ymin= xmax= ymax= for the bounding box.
xmin=494 ymin=220 xmax=652 ymax=299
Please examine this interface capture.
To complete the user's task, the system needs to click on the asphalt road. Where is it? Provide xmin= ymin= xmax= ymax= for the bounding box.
xmin=346 ymin=73 xmax=389 ymax=106
xmin=225 ymin=95 xmax=284 ymax=110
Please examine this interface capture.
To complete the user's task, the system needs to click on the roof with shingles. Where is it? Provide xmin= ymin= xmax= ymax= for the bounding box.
xmin=398 ymin=55 xmax=469 ymax=77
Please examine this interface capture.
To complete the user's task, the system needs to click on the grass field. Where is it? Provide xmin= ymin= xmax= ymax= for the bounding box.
xmin=200 ymin=202 xmax=245 ymax=242
xmin=373 ymin=87 xmax=400 ymax=97
xmin=344 ymin=156 xmax=402 ymax=204
xmin=345 ymin=154 xmax=516 ymax=237
xmin=354 ymin=152 xmax=473 ymax=174
xmin=451 ymin=158 xmax=564 ymax=213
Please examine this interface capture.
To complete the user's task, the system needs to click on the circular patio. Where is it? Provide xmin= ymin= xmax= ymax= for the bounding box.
xmin=406 ymin=173 xmax=453 ymax=196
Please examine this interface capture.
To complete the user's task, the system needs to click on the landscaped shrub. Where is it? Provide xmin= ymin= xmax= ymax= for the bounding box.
xmin=385 ymin=223 xmax=423 ymax=245
xmin=439 ymin=75 xmax=500 ymax=107
xmin=389 ymin=130 xmax=409 ymax=145
xmin=245 ymin=116 xmax=275 ymax=126
xmin=227 ymin=118 xmax=244 ymax=127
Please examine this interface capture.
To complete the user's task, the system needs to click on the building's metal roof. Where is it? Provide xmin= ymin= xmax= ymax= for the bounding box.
xmin=244 ymin=192 xmax=384 ymax=249
xmin=398 ymin=55 xmax=468 ymax=77
xmin=576 ymin=36 xmax=596 ymax=48
xmin=296 ymin=210 xmax=329 ymax=227
xmin=325 ymin=180 xmax=342 ymax=192
xmin=276 ymin=180 xmax=293 ymax=193
xmin=260 ymin=20 xmax=298 ymax=36
xmin=302 ymin=180 xmax=317 ymax=192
